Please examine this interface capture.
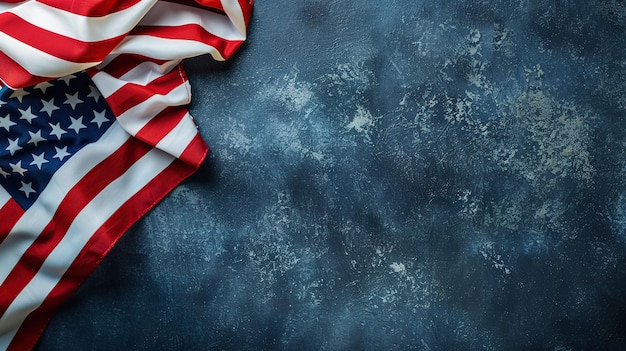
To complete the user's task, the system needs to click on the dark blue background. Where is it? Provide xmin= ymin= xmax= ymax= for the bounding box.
xmin=36 ymin=1 xmax=626 ymax=350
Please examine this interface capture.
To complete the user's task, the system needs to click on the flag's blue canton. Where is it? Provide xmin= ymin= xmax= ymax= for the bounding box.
xmin=0 ymin=72 xmax=115 ymax=209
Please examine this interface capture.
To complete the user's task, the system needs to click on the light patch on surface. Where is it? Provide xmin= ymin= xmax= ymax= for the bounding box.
xmin=346 ymin=105 xmax=379 ymax=141
xmin=441 ymin=28 xmax=493 ymax=93
xmin=261 ymin=68 xmax=316 ymax=114
xmin=493 ymin=23 xmax=514 ymax=58
xmin=513 ymin=88 xmax=595 ymax=185
xmin=323 ymin=61 xmax=373 ymax=97
xmin=390 ymin=262 xmax=406 ymax=273
xmin=465 ymin=29 xmax=488 ymax=89
xmin=268 ymin=119 xmax=335 ymax=168
xmin=246 ymin=191 xmax=303 ymax=302
xmin=488 ymin=65 xmax=595 ymax=190
xmin=297 ymin=279 xmax=324 ymax=305
xmin=222 ymin=126 xmax=253 ymax=155
xmin=444 ymin=95 xmax=474 ymax=124
xmin=485 ymin=198 xmax=523 ymax=231
xmin=373 ymin=260 xmax=442 ymax=311
xmin=478 ymin=241 xmax=511 ymax=275
xmin=457 ymin=189 xmax=479 ymax=218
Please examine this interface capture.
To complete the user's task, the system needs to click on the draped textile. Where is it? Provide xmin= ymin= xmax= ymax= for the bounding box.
xmin=0 ymin=1 xmax=253 ymax=349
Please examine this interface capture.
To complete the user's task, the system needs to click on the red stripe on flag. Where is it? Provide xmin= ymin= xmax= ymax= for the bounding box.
xmin=8 ymin=157 xmax=198 ymax=351
xmin=240 ymin=0 xmax=255 ymax=27
xmin=166 ymin=0 xmax=225 ymax=14
xmin=178 ymin=132 xmax=209 ymax=168
xmin=0 ymin=137 xmax=152 ymax=317
xmin=0 ymin=50 xmax=49 ymax=89
xmin=104 ymin=68 xmax=186 ymax=116
xmin=0 ymin=12 xmax=125 ymax=64
xmin=0 ymin=199 xmax=24 ymax=245
xmin=135 ymin=107 xmax=208 ymax=167
xmin=130 ymin=23 xmax=245 ymax=60
xmin=36 ymin=0 xmax=146 ymax=17
xmin=90 ymin=54 xmax=170 ymax=79
xmin=135 ymin=106 xmax=186 ymax=143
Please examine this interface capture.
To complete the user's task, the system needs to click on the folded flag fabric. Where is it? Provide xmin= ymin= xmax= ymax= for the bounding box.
xmin=0 ymin=1 xmax=253 ymax=350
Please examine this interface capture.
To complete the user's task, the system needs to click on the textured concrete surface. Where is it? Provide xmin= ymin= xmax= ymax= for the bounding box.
xmin=36 ymin=1 xmax=626 ymax=350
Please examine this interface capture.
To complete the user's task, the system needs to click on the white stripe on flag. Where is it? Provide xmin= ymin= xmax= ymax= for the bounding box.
xmin=0 ymin=186 xmax=10 ymax=209
xmin=119 ymin=60 xmax=181 ymax=86
xmin=140 ymin=1 xmax=246 ymax=41
xmin=0 ymin=32 xmax=98 ymax=78
xmin=91 ymin=59 xmax=181 ymax=96
xmin=221 ymin=0 xmax=248 ymax=36
xmin=112 ymin=36 xmax=226 ymax=61
xmin=88 ymin=71 xmax=128 ymax=97
xmin=115 ymin=82 xmax=191 ymax=134
xmin=8 ymin=1 xmax=157 ymax=42
xmin=156 ymin=111 xmax=201 ymax=159
xmin=0 ymin=4 xmax=15 ymax=12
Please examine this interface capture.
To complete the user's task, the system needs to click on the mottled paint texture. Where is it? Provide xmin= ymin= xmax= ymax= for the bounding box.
xmin=36 ymin=1 xmax=626 ymax=350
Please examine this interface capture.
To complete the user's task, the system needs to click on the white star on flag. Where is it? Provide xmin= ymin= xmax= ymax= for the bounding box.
xmin=18 ymin=181 xmax=36 ymax=198
xmin=58 ymin=74 xmax=76 ymax=86
xmin=18 ymin=107 xmax=37 ymax=123
xmin=48 ymin=122 xmax=67 ymax=140
xmin=9 ymin=161 xmax=27 ymax=176
xmin=27 ymin=130 xmax=46 ymax=147
xmin=0 ymin=115 xmax=15 ymax=132
xmin=40 ymin=98 xmax=60 ymax=117
xmin=91 ymin=110 xmax=109 ymax=128
xmin=34 ymin=81 xmax=54 ymax=94
xmin=87 ymin=85 xmax=101 ymax=102
xmin=64 ymin=92 xmax=83 ymax=109
xmin=6 ymin=138 xmax=22 ymax=156
xmin=53 ymin=146 xmax=71 ymax=161
xmin=30 ymin=152 xmax=48 ymax=170
xmin=9 ymin=89 xmax=29 ymax=102
xmin=68 ymin=116 xmax=87 ymax=133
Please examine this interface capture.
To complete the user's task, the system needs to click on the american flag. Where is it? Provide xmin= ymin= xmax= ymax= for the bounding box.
xmin=0 ymin=1 xmax=253 ymax=350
